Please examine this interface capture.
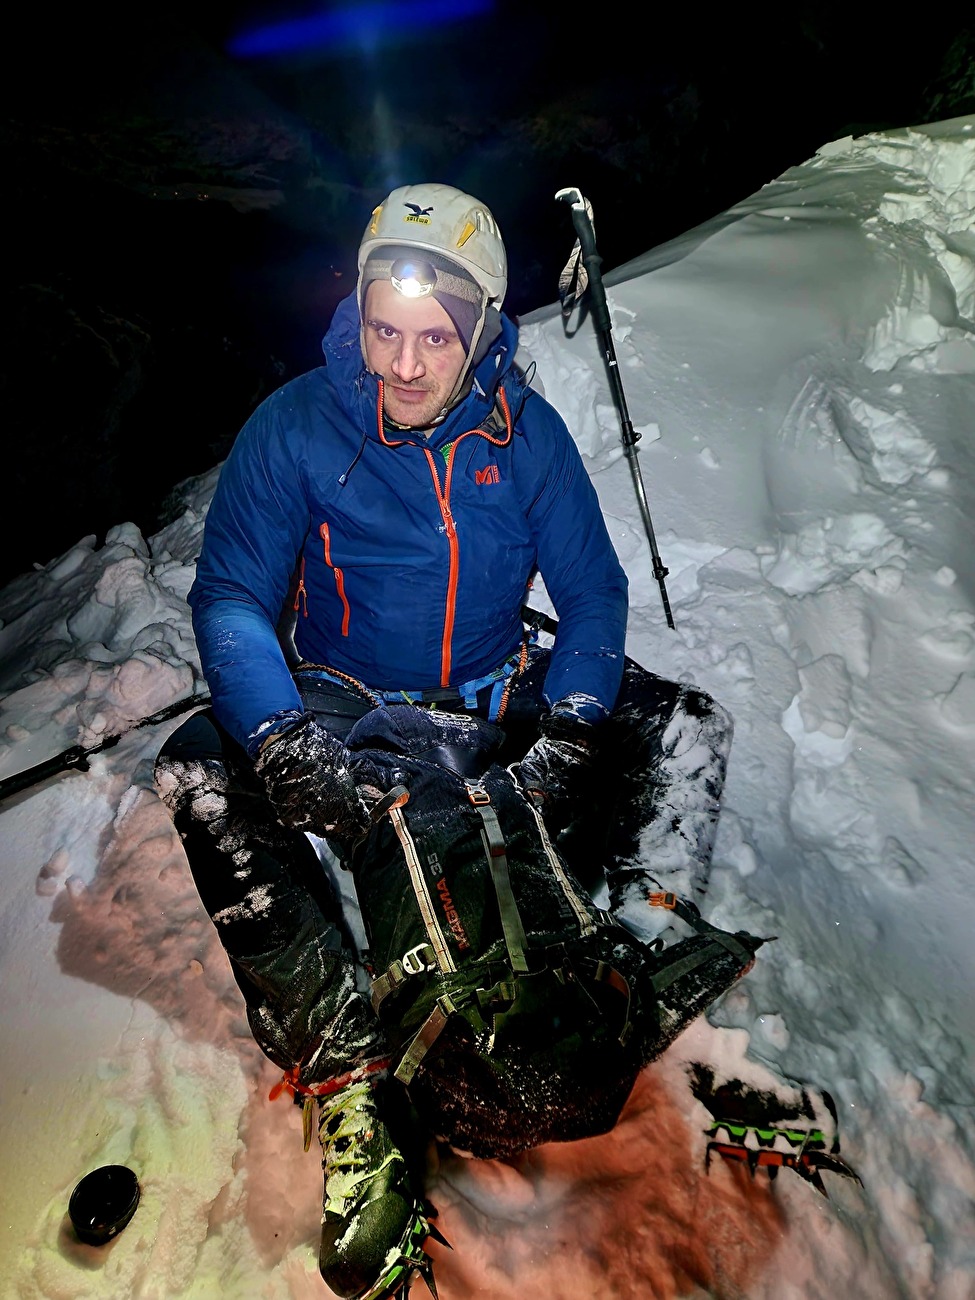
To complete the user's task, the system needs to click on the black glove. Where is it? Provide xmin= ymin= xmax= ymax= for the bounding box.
xmin=517 ymin=707 xmax=595 ymax=821
xmin=254 ymin=715 xmax=379 ymax=843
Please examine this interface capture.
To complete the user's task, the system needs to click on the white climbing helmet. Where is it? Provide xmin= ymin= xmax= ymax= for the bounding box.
xmin=357 ymin=182 xmax=507 ymax=307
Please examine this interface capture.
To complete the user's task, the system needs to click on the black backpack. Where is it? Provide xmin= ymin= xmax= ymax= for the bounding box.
xmin=345 ymin=704 xmax=762 ymax=1160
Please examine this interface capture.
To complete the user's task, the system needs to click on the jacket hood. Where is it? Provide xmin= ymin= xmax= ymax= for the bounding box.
xmin=321 ymin=291 xmax=523 ymax=443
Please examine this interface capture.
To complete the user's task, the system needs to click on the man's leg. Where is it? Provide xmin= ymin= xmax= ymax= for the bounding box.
xmin=500 ymin=650 xmax=733 ymax=934
xmin=599 ymin=660 xmax=734 ymax=941
xmin=154 ymin=708 xmax=384 ymax=1085
xmin=156 ymin=700 xmax=430 ymax=1297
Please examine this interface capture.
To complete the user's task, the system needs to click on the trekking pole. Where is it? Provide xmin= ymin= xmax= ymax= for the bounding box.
xmin=555 ymin=186 xmax=675 ymax=629
xmin=0 ymin=691 xmax=211 ymax=805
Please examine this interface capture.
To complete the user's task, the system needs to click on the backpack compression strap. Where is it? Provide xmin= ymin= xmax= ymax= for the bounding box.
xmin=466 ymin=780 xmax=530 ymax=975
xmin=378 ymin=780 xmax=638 ymax=1086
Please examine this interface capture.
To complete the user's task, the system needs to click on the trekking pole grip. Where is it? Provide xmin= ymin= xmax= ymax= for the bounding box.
xmin=555 ymin=187 xmax=613 ymax=337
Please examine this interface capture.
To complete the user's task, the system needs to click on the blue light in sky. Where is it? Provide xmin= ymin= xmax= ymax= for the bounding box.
xmin=230 ymin=1 xmax=494 ymax=59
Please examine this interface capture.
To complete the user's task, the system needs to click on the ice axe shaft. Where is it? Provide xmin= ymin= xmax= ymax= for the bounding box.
xmin=0 ymin=691 xmax=211 ymax=805
xmin=556 ymin=186 xmax=675 ymax=629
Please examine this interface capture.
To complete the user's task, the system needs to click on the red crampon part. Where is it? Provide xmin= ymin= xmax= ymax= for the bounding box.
xmin=705 ymin=1139 xmax=862 ymax=1198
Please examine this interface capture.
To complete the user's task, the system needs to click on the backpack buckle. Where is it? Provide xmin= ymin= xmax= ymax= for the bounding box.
xmin=648 ymin=891 xmax=678 ymax=910
xmin=402 ymin=944 xmax=437 ymax=976
xmin=466 ymin=783 xmax=491 ymax=806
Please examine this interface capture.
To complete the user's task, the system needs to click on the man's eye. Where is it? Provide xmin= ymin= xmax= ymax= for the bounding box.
xmin=375 ymin=325 xmax=396 ymax=340
xmin=427 ymin=334 xmax=447 ymax=346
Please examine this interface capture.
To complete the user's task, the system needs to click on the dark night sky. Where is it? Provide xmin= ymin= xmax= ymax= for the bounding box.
xmin=2 ymin=4 xmax=972 ymax=587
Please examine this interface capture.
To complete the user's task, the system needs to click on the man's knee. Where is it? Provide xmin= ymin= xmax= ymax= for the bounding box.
xmin=615 ymin=660 xmax=733 ymax=747
xmin=155 ymin=712 xmax=231 ymax=821
xmin=664 ymin=686 xmax=734 ymax=769
xmin=157 ymin=709 xmax=235 ymax=764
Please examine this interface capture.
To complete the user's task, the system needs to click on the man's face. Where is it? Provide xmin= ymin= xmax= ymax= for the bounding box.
xmin=363 ymin=279 xmax=468 ymax=430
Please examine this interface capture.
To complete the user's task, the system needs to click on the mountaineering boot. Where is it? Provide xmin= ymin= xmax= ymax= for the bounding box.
xmin=317 ymin=1075 xmax=428 ymax=1299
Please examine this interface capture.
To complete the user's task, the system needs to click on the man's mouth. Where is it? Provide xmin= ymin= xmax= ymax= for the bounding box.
xmin=389 ymin=385 xmax=431 ymax=402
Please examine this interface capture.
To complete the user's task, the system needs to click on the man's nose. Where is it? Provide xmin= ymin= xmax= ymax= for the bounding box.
xmin=391 ymin=339 xmax=424 ymax=382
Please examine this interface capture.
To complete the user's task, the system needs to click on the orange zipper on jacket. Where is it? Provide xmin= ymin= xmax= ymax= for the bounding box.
xmin=292 ymin=557 xmax=308 ymax=618
xmin=421 ymin=443 xmax=460 ymax=685
xmin=374 ymin=383 xmax=514 ymax=688
xmin=320 ymin=522 xmax=350 ymax=635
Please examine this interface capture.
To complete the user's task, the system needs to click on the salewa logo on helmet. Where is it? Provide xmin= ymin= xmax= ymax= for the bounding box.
xmin=404 ymin=202 xmax=433 ymax=225
xmin=474 ymin=465 xmax=500 ymax=485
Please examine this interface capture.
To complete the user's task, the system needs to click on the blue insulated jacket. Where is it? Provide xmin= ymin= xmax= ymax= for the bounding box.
xmin=189 ymin=293 xmax=628 ymax=751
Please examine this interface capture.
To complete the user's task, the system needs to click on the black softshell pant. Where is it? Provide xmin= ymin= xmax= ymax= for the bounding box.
xmin=154 ymin=650 xmax=732 ymax=1086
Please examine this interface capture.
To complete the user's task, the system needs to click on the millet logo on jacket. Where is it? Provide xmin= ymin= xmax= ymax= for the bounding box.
xmin=475 ymin=465 xmax=500 ymax=485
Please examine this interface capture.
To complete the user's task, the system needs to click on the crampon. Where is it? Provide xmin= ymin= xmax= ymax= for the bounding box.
xmin=354 ymin=1202 xmax=451 ymax=1300
xmin=704 ymin=1120 xmax=862 ymax=1197
xmin=690 ymin=1064 xmax=862 ymax=1198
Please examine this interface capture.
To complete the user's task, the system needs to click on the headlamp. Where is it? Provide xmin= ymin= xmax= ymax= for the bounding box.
xmin=390 ymin=258 xmax=437 ymax=298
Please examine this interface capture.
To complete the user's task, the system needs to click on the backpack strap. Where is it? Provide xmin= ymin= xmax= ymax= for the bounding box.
xmin=394 ymin=1000 xmax=452 ymax=1085
xmin=593 ymin=960 xmax=634 ymax=1046
xmin=390 ymin=782 xmax=533 ymax=1085
xmin=466 ymin=780 xmax=531 ymax=975
xmin=370 ymin=944 xmax=438 ymax=1015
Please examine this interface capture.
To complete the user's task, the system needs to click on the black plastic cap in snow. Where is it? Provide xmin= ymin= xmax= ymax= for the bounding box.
xmin=68 ymin=1164 xmax=141 ymax=1246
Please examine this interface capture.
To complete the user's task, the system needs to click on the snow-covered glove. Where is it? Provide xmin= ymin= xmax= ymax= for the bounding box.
xmin=516 ymin=706 xmax=595 ymax=824
xmin=254 ymin=715 xmax=380 ymax=843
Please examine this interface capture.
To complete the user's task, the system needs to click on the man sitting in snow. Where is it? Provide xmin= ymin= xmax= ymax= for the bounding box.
xmin=154 ymin=183 xmax=736 ymax=1300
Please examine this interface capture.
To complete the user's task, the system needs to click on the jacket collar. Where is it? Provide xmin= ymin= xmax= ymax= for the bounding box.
xmin=321 ymin=292 xmax=523 ymax=446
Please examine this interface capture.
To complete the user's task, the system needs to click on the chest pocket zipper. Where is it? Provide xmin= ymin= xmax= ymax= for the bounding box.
xmin=320 ymin=522 xmax=350 ymax=635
